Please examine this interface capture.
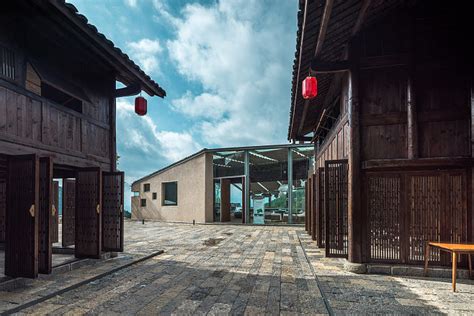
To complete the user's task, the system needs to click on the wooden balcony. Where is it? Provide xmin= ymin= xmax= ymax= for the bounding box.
xmin=0 ymin=78 xmax=111 ymax=169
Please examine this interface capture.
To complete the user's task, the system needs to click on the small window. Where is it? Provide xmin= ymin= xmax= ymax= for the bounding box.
xmin=162 ymin=182 xmax=177 ymax=206
xmin=0 ymin=45 xmax=15 ymax=80
xmin=140 ymin=199 xmax=147 ymax=207
xmin=143 ymin=183 xmax=150 ymax=192
xmin=41 ymin=82 xmax=82 ymax=113
xmin=152 ymin=192 xmax=157 ymax=200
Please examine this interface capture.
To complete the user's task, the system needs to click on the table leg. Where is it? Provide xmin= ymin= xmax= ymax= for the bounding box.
xmin=469 ymin=254 xmax=472 ymax=279
xmin=424 ymin=243 xmax=430 ymax=276
xmin=452 ymin=252 xmax=457 ymax=292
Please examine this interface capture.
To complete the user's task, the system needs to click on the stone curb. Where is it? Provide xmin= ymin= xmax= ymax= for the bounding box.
xmin=343 ymin=262 xmax=472 ymax=280
xmin=1 ymin=250 xmax=164 ymax=315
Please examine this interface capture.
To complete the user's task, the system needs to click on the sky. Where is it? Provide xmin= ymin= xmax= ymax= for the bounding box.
xmin=69 ymin=0 xmax=298 ymax=210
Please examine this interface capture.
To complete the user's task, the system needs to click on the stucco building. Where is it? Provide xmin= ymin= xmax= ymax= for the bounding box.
xmin=132 ymin=144 xmax=314 ymax=224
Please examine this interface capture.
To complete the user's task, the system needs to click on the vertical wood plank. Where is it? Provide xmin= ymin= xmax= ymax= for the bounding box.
xmin=407 ymin=76 xmax=418 ymax=159
xmin=38 ymin=157 xmax=52 ymax=274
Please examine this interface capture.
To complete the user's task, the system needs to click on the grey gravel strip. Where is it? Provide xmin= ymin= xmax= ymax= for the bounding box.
xmin=297 ymin=233 xmax=334 ymax=316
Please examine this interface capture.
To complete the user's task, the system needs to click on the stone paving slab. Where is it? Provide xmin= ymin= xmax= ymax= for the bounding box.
xmin=3 ymin=221 xmax=474 ymax=315
xmin=14 ymin=222 xmax=329 ymax=315
xmin=297 ymin=231 xmax=474 ymax=315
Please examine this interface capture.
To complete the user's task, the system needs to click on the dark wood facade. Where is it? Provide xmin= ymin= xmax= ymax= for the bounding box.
xmin=290 ymin=0 xmax=473 ymax=266
xmin=0 ymin=0 xmax=165 ymax=278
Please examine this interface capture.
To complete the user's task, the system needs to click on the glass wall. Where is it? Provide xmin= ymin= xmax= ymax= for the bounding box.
xmin=290 ymin=146 xmax=314 ymax=224
xmin=249 ymin=147 xmax=289 ymax=224
xmin=213 ymin=151 xmax=245 ymax=222
xmin=212 ymin=145 xmax=314 ymax=225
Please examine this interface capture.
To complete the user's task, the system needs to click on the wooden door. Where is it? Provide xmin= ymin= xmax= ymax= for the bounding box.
xmin=38 ymin=157 xmax=53 ymax=274
xmin=220 ymin=179 xmax=231 ymax=222
xmin=51 ymin=180 xmax=59 ymax=243
xmin=75 ymin=168 xmax=101 ymax=258
xmin=241 ymin=178 xmax=245 ymax=224
xmin=102 ymin=172 xmax=124 ymax=252
xmin=6 ymin=155 xmax=39 ymax=278
xmin=311 ymin=173 xmax=317 ymax=241
xmin=316 ymin=168 xmax=325 ymax=248
xmin=62 ymin=179 xmax=75 ymax=247
xmin=0 ymin=155 xmax=6 ymax=242
xmin=325 ymin=160 xmax=348 ymax=258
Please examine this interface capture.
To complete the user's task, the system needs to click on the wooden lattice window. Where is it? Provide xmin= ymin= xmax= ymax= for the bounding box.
xmin=0 ymin=45 xmax=15 ymax=80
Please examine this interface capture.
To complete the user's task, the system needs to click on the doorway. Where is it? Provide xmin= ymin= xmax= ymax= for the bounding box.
xmin=214 ymin=176 xmax=245 ymax=224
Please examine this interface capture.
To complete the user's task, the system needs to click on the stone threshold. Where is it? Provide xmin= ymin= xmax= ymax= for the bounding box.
xmin=344 ymin=261 xmax=472 ymax=279
xmin=0 ymin=252 xmax=118 ymax=291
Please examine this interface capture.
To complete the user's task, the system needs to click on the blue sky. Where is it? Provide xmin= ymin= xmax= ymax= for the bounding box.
xmin=69 ymin=0 xmax=298 ymax=210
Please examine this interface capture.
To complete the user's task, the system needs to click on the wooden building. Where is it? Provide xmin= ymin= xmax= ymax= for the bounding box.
xmin=289 ymin=0 xmax=473 ymax=266
xmin=0 ymin=0 xmax=165 ymax=278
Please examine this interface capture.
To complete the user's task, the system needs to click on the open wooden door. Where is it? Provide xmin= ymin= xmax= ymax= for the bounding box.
xmin=62 ymin=179 xmax=75 ymax=247
xmin=38 ymin=157 xmax=52 ymax=274
xmin=102 ymin=172 xmax=124 ymax=252
xmin=51 ymin=181 xmax=59 ymax=243
xmin=0 ymin=155 xmax=6 ymax=242
xmin=6 ymin=155 xmax=39 ymax=278
xmin=75 ymin=168 xmax=101 ymax=258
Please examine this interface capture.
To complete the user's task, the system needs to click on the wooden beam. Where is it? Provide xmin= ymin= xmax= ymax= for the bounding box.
xmin=351 ymin=0 xmax=372 ymax=36
xmin=290 ymin=0 xmax=309 ymax=140
xmin=115 ymin=83 xmax=141 ymax=98
xmin=297 ymin=0 xmax=334 ymax=137
xmin=362 ymin=157 xmax=474 ymax=170
xmin=314 ymin=0 xmax=335 ymax=57
xmin=310 ymin=60 xmax=349 ymax=73
xmin=360 ymin=54 xmax=410 ymax=70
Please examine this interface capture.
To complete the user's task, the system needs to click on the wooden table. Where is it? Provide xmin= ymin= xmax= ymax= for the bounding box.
xmin=424 ymin=242 xmax=474 ymax=292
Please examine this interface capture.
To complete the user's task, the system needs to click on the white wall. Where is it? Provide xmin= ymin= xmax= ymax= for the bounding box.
xmin=131 ymin=152 xmax=213 ymax=223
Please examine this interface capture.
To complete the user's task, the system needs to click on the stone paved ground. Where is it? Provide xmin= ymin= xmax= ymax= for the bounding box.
xmin=10 ymin=221 xmax=474 ymax=315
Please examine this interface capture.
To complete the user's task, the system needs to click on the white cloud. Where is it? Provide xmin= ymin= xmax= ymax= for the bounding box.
xmin=124 ymin=0 xmax=138 ymax=8
xmin=171 ymin=92 xmax=227 ymax=120
xmin=116 ymin=100 xmax=200 ymax=163
xmin=126 ymin=38 xmax=163 ymax=74
xmin=166 ymin=0 xmax=297 ymax=147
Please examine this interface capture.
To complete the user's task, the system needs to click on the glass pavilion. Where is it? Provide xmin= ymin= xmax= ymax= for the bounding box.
xmin=212 ymin=144 xmax=314 ymax=224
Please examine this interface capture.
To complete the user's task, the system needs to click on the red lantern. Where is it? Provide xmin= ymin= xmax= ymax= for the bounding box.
xmin=302 ymin=76 xmax=318 ymax=99
xmin=135 ymin=96 xmax=147 ymax=116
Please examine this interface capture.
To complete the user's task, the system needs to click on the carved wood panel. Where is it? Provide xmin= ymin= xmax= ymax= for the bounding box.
xmin=38 ymin=157 xmax=52 ymax=274
xmin=62 ymin=179 xmax=75 ymax=247
xmin=102 ymin=172 xmax=123 ymax=252
xmin=0 ymin=154 xmax=6 ymax=242
xmin=75 ymin=168 xmax=101 ymax=258
xmin=367 ymin=174 xmax=401 ymax=262
xmin=6 ymin=154 xmax=39 ymax=278
xmin=51 ymin=180 xmax=59 ymax=243
xmin=366 ymin=170 xmax=468 ymax=265
xmin=325 ymin=160 xmax=348 ymax=258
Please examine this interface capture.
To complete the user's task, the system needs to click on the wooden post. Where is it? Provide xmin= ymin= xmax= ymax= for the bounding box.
xmin=347 ymin=38 xmax=362 ymax=263
xmin=109 ymin=75 xmax=117 ymax=172
xmin=407 ymin=76 xmax=418 ymax=159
